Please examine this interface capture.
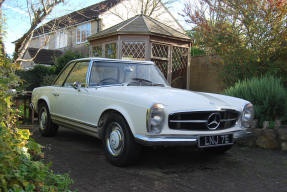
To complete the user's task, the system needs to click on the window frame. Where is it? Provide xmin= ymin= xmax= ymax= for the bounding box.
xmin=63 ymin=61 xmax=91 ymax=88
xmin=76 ymin=22 xmax=91 ymax=44
xmin=53 ymin=61 xmax=77 ymax=87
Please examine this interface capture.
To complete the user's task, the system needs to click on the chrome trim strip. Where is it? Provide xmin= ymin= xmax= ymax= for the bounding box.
xmin=50 ymin=114 xmax=97 ymax=129
xmin=220 ymin=118 xmax=238 ymax=122
xmin=169 ymin=120 xmax=207 ymax=123
xmin=169 ymin=108 xmax=240 ymax=116
xmin=134 ymin=130 xmax=250 ymax=146
xmin=169 ymin=118 xmax=238 ymax=123
xmin=134 ymin=134 xmax=197 ymax=146
xmin=86 ymin=59 xmax=93 ymax=88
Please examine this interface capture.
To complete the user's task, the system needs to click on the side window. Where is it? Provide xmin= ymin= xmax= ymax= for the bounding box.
xmin=64 ymin=61 xmax=90 ymax=87
xmin=54 ymin=62 xmax=75 ymax=86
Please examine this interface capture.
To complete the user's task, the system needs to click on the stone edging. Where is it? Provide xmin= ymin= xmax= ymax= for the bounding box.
xmin=237 ymin=128 xmax=287 ymax=151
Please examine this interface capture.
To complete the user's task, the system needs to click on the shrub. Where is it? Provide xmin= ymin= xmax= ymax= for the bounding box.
xmin=1 ymin=56 xmax=73 ymax=191
xmin=42 ymin=74 xmax=58 ymax=86
xmin=224 ymin=76 xmax=287 ymax=127
xmin=54 ymin=51 xmax=83 ymax=74
xmin=16 ymin=65 xmax=55 ymax=91
xmin=16 ymin=51 xmax=83 ymax=91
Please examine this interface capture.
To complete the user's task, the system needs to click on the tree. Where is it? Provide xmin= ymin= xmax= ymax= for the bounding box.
xmin=13 ymin=0 xmax=64 ymax=65
xmin=183 ymin=0 xmax=287 ymax=85
xmin=108 ymin=0 xmax=175 ymax=20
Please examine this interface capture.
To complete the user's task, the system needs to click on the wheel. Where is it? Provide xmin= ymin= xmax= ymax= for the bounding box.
xmin=38 ymin=102 xmax=58 ymax=137
xmin=203 ymin=145 xmax=232 ymax=154
xmin=103 ymin=113 xmax=141 ymax=166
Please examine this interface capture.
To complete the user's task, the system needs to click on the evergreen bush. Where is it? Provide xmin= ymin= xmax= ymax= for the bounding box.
xmin=224 ymin=76 xmax=287 ymax=127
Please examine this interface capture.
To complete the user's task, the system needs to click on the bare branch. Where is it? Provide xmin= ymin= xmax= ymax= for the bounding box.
xmin=13 ymin=0 xmax=64 ymax=65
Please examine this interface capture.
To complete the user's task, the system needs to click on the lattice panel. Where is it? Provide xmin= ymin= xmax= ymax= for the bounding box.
xmin=171 ymin=46 xmax=188 ymax=89
xmin=152 ymin=43 xmax=168 ymax=58
xmin=122 ymin=41 xmax=145 ymax=59
xmin=151 ymin=59 xmax=168 ymax=78
xmin=172 ymin=46 xmax=188 ymax=72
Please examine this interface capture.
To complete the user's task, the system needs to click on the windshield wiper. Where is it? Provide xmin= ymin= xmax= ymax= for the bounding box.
xmin=130 ymin=78 xmax=153 ymax=83
xmin=127 ymin=78 xmax=164 ymax=87
xmin=150 ymin=83 xmax=165 ymax=87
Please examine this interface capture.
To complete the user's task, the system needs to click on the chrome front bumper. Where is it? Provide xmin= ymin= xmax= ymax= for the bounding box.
xmin=134 ymin=130 xmax=252 ymax=146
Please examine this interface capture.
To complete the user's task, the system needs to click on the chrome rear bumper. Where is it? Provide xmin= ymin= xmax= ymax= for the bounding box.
xmin=134 ymin=130 xmax=252 ymax=146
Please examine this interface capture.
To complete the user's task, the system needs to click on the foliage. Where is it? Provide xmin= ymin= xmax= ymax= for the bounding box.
xmin=0 ymin=64 xmax=73 ymax=191
xmin=186 ymin=30 xmax=206 ymax=56
xmin=183 ymin=0 xmax=287 ymax=86
xmin=16 ymin=51 xmax=83 ymax=91
xmin=16 ymin=65 xmax=55 ymax=91
xmin=224 ymin=76 xmax=287 ymax=127
xmin=1 ymin=44 xmax=73 ymax=192
xmin=54 ymin=51 xmax=83 ymax=74
xmin=190 ymin=47 xmax=206 ymax=56
xmin=42 ymin=74 xmax=58 ymax=86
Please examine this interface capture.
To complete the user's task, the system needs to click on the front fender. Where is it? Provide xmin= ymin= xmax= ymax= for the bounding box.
xmin=35 ymin=96 xmax=51 ymax=113
xmin=99 ymin=105 xmax=137 ymax=135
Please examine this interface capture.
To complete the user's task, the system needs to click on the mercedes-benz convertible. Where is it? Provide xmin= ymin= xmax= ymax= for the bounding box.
xmin=31 ymin=58 xmax=253 ymax=166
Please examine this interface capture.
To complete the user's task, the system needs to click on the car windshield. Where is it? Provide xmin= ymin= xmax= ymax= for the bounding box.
xmin=89 ymin=61 xmax=168 ymax=87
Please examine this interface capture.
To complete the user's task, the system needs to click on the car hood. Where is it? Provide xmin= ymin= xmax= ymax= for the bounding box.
xmin=97 ymin=86 xmax=248 ymax=112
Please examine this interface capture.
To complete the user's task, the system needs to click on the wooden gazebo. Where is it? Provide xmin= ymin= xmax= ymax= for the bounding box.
xmin=88 ymin=14 xmax=192 ymax=89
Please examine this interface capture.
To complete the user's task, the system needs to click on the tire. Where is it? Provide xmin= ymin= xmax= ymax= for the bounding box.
xmin=103 ymin=113 xmax=141 ymax=166
xmin=38 ymin=102 xmax=58 ymax=137
xmin=203 ymin=145 xmax=232 ymax=154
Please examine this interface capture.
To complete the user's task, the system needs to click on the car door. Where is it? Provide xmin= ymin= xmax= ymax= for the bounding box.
xmin=50 ymin=61 xmax=76 ymax=116
xmin=52 ymin=60 xmax=91 ymax=125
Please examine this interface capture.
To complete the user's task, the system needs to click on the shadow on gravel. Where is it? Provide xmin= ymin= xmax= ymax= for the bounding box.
xmin=38 ymin=127 xmax=240 ymax=172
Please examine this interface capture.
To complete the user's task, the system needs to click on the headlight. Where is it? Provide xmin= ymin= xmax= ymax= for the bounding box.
xmin=241 ymin=103 xmax=254 ymax=128
xmin=146 ymin=104 xmax=165 ymax=134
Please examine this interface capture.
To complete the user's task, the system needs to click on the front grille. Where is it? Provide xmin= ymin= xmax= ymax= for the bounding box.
xmin=168 ymin=110 xmax=240 ymax=131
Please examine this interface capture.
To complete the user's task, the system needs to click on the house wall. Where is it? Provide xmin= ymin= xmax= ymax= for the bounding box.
xmin=27 ymin=0 xmax=184 ymax=65
xmin=21 ymin=51 xmax=34 ymax=69
xmin=99 ymin=0 xmax=184 ymax=33
xmin=30 ymin=20 xmax=98 ymax=57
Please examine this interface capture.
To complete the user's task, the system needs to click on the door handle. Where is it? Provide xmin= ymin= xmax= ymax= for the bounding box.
xmin=52 ymin=93 xmax=59 ymax=96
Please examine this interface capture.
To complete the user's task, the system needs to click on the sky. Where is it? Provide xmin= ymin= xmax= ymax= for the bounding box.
xmin=2 ymin=0 xmax=189 ymax=56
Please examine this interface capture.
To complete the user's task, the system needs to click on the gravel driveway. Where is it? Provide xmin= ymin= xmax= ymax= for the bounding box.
xmin=33 ymin=127 xmax=287 ymax=192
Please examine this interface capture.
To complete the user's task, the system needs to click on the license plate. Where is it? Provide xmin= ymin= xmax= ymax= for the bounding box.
xmin=198 ymin=134 xmax=233 ymax=148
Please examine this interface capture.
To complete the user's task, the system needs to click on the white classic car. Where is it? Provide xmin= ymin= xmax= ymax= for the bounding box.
xmin=31 ymin=58 xmax=253 ymax=166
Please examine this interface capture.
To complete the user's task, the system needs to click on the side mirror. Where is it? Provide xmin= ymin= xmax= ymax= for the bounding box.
xmin=72 ymin=81 xmax=81 ymax=90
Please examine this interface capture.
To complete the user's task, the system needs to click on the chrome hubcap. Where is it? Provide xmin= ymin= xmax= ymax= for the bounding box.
xmin=39 ymin=109 xmax=47 ymax=131
xmin=106 ymin=123 xmax=124 ymax=157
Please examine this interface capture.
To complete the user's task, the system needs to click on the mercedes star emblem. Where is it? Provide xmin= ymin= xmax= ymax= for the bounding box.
xmin=207 ymin=113 xmax=221 ymax=130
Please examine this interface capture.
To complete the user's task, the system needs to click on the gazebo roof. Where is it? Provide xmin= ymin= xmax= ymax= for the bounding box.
xmin=88 ymin=14 xmax=191 ymax=41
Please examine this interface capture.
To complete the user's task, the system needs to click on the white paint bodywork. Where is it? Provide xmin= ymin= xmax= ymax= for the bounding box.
xmin=32 ymin=58 xmax=250 ymax=145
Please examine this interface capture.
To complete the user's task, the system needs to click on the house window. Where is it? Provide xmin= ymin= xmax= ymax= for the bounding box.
xmin=105 ymin=43 xmax=117 ymax=59
xmin=76 ymin=23 xmax=91 ymax=44
xmin=55 ymin=31 xmax=67 ymax=48
xmin=40 ymin=35 xmax=49 ymax=49
xmin=93 ymin=45 xmax=102 ymax=57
